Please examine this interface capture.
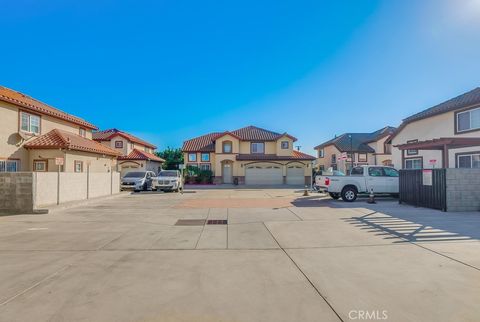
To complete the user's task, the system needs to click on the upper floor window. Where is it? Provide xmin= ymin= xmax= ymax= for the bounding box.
xmin=188 ymin=153 xmax=197 ymax=162
xmin=406 ymin=139 xmax=418 ymax=155
xmin=281 ymin=141 xmax=289 ymax=149
xmin=201 ymin=153 xmax=210 ymax=162
xmin=79 ymin=128 xmax=86 ymax=137
xmin=347 ymin=152 xmax=355 ymax=161
xmin=318 ymin=149 xmax=324 ymax=158
xmin=457 ymin=107 xmax=480 ymax=133
xmin=222 ymin=141 xmax=232 ymax=153
xmin=115 ymin=141 xmax=123 ymax=148
xmin=20 ymin=112 xmax=40 ymax=135
xmin=331 ymin=154 xmax=336 ymax=164
xmin=251 ymin=142 xmax=264 ymax=154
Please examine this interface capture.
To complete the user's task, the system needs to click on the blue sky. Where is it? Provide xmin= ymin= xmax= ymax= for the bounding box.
xmin=2 ymin=0 xmax=480 ymax=154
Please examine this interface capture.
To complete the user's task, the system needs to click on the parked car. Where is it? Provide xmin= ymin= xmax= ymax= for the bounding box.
xmin=121 ymin=171 xmax=156 ymax=192
xmin=315 ymin=165 xmax=399 ymax=202
xmin=151 ymin=170 xmax=183 ymax=192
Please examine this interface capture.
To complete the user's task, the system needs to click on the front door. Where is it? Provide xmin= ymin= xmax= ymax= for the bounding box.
xmin=222 ymin=163 xmax=232 ymax=184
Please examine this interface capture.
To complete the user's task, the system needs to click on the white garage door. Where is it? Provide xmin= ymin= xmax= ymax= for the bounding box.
xmin=245 ymin=165 xmax=283 ymax=185
xmin=286 ymin=165 xmax=304 ymax=185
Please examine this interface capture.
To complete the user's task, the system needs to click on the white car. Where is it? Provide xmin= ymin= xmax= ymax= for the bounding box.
xmin=152 ymin=170 xmax=183 ymax=192
xmin=315 ymin=165 xmax=399 ymax=202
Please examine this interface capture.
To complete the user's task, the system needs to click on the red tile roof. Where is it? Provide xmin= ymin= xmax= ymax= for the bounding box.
xmin=93 ymin=128 xmax=157 ymax=149
xmin=182 ymin=126 xmax=297 ymax=152
xmin=0 ymin=86 xmax=97 ymax=130
xmin=236 ymin=150 xmax=315 ymax=161
xmin=182 ymin=132 xmax=223 ymax=152
xmin=118 ymin=149 xmax=165 ymax=162
xmin=24 ymin=129 xmax=121 ymax=156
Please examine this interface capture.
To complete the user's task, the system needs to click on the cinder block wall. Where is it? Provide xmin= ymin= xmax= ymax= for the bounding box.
xmin=446 ymin=169 xmax=480 ymax=212
xmin=0 ymin=173 xmax=35 ymax=214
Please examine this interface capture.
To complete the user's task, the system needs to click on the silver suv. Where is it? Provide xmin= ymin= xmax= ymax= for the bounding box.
xmin=121 ymin=171 xmax=156 ymax=192
xmin=152 ymin=170 xmax=183 ymax=192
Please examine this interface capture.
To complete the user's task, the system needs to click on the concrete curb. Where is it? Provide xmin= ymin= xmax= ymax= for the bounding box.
xmin=38 ymin=192 xmax=130 ymax=214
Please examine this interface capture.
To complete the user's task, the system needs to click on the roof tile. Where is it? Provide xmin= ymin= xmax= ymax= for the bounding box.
xmin=93 ymin=129 xmax=157 ymax=149
xmin=0 ymin=86 xmax=97 ymax=130
xmin=118 ymin=149 xmax=165 ymax=162
xmin=24 ymin=129 xmax=121 ymax=156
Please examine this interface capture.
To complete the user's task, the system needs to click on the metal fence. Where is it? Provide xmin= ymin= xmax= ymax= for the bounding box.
xmin=399 ymin=169 xmax=447 ymax=211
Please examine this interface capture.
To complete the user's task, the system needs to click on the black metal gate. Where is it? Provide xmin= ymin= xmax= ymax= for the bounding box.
xmin=399 ymin=169 xmax=447 ymax=211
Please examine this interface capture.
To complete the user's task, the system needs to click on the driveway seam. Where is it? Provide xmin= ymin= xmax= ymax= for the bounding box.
xmin=194 ymin=208 xmax=210 ymax=249
xmin=0 ymin=264 xmax=72 ymax=307
xmin=262 ymin=222 xmax=344 ymax=322
xmin=412 ymin=242 xmax=480 ymax=271
xmin=286 ymin=207 xmax=304 ymax=221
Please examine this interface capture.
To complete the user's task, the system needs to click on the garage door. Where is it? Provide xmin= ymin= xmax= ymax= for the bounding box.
xmin=286 ymin=165 xmax=304 ymax=185
xmin=245 ymin=165 xmax=283 ymax=185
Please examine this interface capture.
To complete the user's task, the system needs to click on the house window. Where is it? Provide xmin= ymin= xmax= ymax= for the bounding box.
xmin=0 ymin=160 xmax=18 ymax=172
xmin=358 ymin=153 xmax=367 ymax=162
xmin=200 ymin=163 xmax=211 ymax=171
xmin=331 ymin=154 xmax=336 ymax=164
xmin=74 ymin=161 xmax=83 ymax=173
xmin=33 ymin=160 xmax=47 ymax=172
xmin=281 ymin=141 xmax=289 ymax=149
xmin=20 ymin=112 xmax=40 ymax=134
xmin=405 ymin=158 xmax=422 ymax=169
xmin=251 ymin=142 xmax=265 ymax=154
xmin=318 ymin=149 xmax=324 ymax=158
xmin=79 ymin=128 xmax=87 ymax=137
xmin=457 ymin=107 xmax=480 ymax=132
xmin=201 ymin=153 xmax=210 ymax=162
xmin=406 ymin=139 xmax=418 ymax=155
xmin=188 ymin=153 xmax=197 ymax=162
xmin=115 ymin=141 xmax=123 ymax=148
xmin=347 ymin=153 xmax=355 ymax=161
xmin=222 ymin=141 xmax=232 ymax=153
xmin=457 ymin=153 xmax=480 ymax=168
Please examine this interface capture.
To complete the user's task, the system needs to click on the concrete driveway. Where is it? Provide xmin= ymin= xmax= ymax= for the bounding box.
xmin=0 ymin=188 xmax=479 ymax=322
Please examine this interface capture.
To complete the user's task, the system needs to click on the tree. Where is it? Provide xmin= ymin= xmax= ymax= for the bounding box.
xmin=156 ymin=147 xmax=183 ymax=170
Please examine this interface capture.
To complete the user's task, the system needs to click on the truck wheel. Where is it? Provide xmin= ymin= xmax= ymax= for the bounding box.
xmin=341 ymin=186 xmax=358 ymax=202
xmin=329 ymin=193 xmax=340 ymax=200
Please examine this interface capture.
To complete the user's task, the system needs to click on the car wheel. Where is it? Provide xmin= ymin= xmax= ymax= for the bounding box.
xmin=341 ymin=186 xmax=357 ymax=202
xmin=329 ymin=192 xmax=340 ymax=200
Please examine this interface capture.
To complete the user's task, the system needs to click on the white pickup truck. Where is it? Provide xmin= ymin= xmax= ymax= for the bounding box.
xmin=315 ymin=165 xmax=399 ymax=202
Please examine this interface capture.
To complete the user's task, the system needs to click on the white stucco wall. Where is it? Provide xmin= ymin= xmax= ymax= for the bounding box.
xmin=391 ymin=109 xmax=480 ymax=168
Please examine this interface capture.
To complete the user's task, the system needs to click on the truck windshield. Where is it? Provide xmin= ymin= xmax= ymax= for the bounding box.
xmin=158 ymin=171 xmax=178 ymax=177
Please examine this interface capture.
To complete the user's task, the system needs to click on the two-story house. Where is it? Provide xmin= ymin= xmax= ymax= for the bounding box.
xmin=314 ymin=126 xmax=396 ymax=173
xmin=0 ymin=86 xmax=120 ymax=173
xmin=182 ymin=126 xmax=315 ymax=185
xmin=93 ymin=128 xmax=164 ymax=176
xmin=389 ymin=87 xmax=480 ymax=169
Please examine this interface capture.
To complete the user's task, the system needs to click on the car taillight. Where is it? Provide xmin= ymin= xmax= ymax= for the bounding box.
xmin=325 ymin=177 xmax=330 ymax=186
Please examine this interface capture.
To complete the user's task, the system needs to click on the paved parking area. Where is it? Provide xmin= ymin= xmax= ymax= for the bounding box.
xmin=0 ymin=188 xmax=479 ymax=322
